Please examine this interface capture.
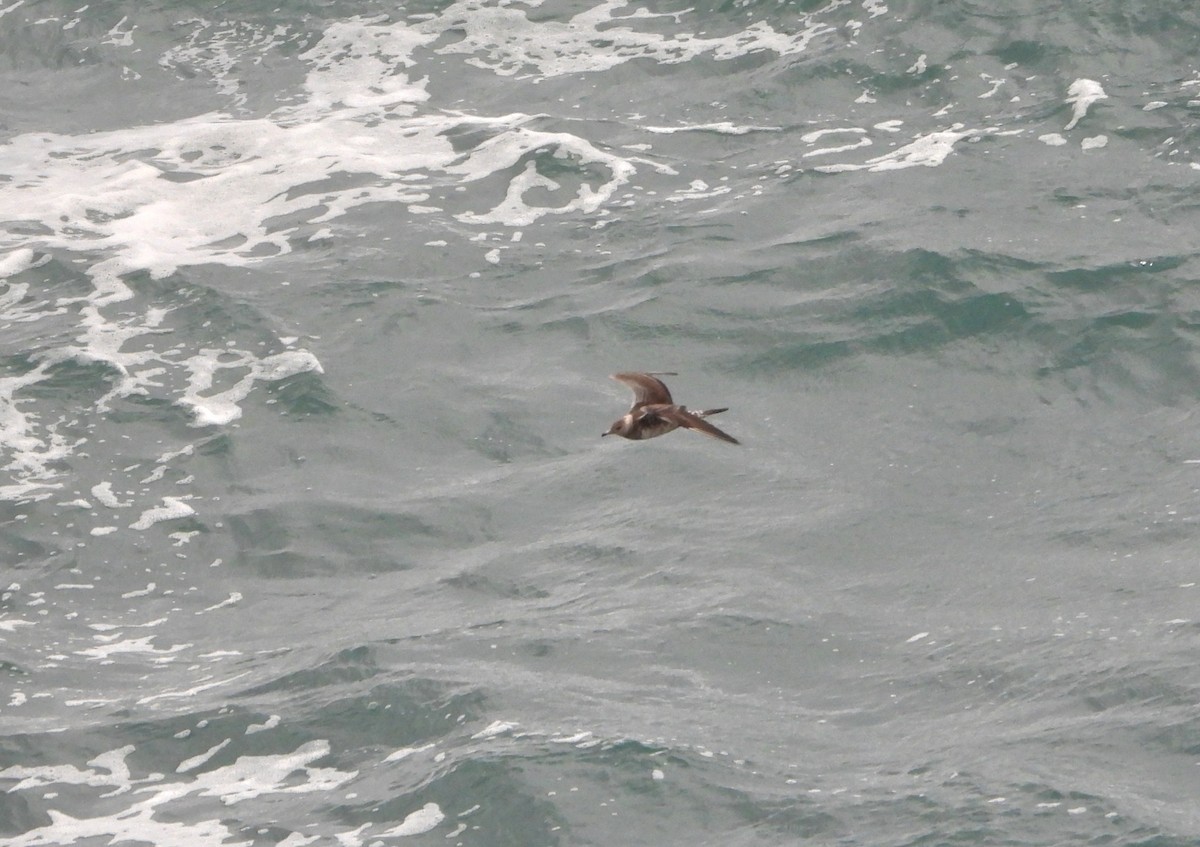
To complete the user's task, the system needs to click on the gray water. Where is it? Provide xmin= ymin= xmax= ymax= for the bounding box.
xmin=2 ymin=2 xmax=1200 ymax=845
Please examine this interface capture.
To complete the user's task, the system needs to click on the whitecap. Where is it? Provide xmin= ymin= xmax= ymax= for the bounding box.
xmin=129 ymin=497 xmax=195 ymax=531
xmin=816 ymin=126 xmax=978 ymax=173
xmin=1064 ymin=78 xmax=1107 ymax=130
xmin=377 ymin=803 xmax=444 ymax=837
xmin=471 ymin=720 xmax=517 ymax=739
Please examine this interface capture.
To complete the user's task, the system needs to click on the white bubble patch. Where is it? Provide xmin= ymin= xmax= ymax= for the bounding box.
xmin=424 ymin=0 xmax=834 ymax=77
xmin=1064 ymin=78 xmax=1108 ymax=130
xmin=0 ymin=729 xmax=502 ymax=845
xmin=1 ymin=741 xmax=356 ymax=847
xmin=378 ymin=803 xmax=445 ymax=837
xmin=813 ymin=126 xmax=983 ymax=173
xmin=129 ymin=497 xmax=196 ymax=531
xmin=179 ymin=350 xmax=324 ymax=428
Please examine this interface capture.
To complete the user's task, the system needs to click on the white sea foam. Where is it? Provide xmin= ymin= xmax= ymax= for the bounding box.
xmin=178 ymin=349 xmax=323 ymax=427
xmin=0 ymin=247 xmax=38 ymax=278
xmin=0 ymin=114 xmax=427 ymax=283
xmin=161 ymin=19 xmax=298 ymax=109
xmin=0 ymin=361 xmax=75 ymax=501
xmin=2 ymin=741 xmax=356 ymax=847
xmin=801 ymin=127 xmax=867 ymax=144
xmin=75 ymin=635 xmax=191 ymax=661
xmin=645 ymin=122 xmax=783 ymax=135
xmin=978 ymin=73 xmax=1005 ymax=99
xmin=176 ymin=739 xmax=231 ymax=774
xmin=89 ymin=617 xmax=168 ymax=631
xmin=383 ymin=743 xmax=436 ymax=762
xmin=449 ymin=124 xmax=674 ymax=225
xmin=471 ymin=719 xmax=517 ymax=739
xmin=136 ymin=671 xmax=252 ymax=705
xmin=245 ymin=714 xmax=281 ymax=735
xmin=120 ymin=583 xmax=156 ymax=599
xmin=91 ymin=482 xmax=132 ymax=509
xmin=0 ymin=745 xmax=135 ymax=793
xmin=101 ymin=15 xmax=135 ymax=47
xmin=424 ymin=0 xmax=833 ymax=77
xmin=666 ymin=180 xmax=732 ymax=203
xmin=815 ymin=126 xmax=978 ymax=173
xmin=803 ymin=132 xmax=873 ymax=158
xmin=550 ymin=731 xmax=593 ymax=744
xmin=129 ymin=497 xmax=195 ymax=531
xmin=863 ymin=0 xmax=888 ymax=18
xmin=377 ymin=803 xmax=444 ymax=837
xmin=196 ymin=592 xmax=242 ymax=614
xmin=0 ymin=711 xmax=566 ymax=844
xmin=157 ymin=444 xmax=195 ymax=464
xmin=1064 ymin=79 xmax=1107 ymax=130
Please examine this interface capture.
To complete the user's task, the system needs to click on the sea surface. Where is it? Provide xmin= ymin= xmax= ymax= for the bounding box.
xmin=2 ymin=1 xmax=1200 ymax=845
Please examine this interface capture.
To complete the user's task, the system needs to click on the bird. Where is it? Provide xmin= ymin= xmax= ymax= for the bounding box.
xmin=603 ymin=372 xmax=740 ymax=445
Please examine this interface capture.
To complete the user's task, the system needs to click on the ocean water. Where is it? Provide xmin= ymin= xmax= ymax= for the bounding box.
xmin=2 ymin=1 xmax=1200 ymax=844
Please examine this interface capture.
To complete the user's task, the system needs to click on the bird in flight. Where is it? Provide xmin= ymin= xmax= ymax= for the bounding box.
xmin=603 ymin=372 xmax=740 ymax=445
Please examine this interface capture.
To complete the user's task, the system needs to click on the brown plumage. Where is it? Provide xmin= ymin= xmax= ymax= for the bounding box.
xmin=602 ymin=372 xmax=740 ymax=445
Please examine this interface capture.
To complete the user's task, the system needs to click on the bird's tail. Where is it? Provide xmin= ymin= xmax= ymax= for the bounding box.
xmin=693 ymin=407 xmax=728 ymax=418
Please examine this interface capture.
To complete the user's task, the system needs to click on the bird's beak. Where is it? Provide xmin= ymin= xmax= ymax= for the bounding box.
xmin=601 ymin=432 xmax=609 ymax=437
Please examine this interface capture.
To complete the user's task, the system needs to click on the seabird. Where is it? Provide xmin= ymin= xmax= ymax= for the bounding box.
xmin=602 ymin=372 xmax=740 ymax=445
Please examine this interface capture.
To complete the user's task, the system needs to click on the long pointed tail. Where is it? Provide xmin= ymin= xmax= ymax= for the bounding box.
xmin=693 ymin=407 xmax=728 ymax=418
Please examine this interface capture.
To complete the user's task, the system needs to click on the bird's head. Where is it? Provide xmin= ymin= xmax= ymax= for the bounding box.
xmin=602 ymin=416 xmax=631 ymax=438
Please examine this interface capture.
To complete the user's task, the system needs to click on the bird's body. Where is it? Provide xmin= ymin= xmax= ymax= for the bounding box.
xmin=603 ymin=372 xmax=739 ymax=445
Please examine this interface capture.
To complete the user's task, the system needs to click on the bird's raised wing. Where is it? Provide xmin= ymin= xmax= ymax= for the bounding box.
xmin=610 ymin=372 xmax=675 ymax=409
xmin=660 ymin=407 xmax=740 ymax=445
